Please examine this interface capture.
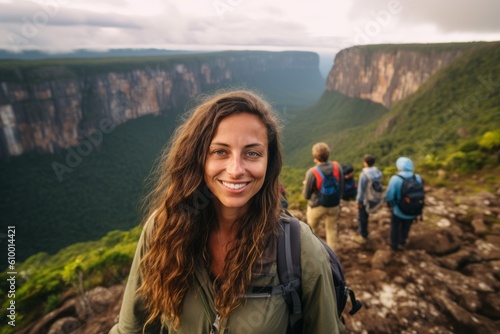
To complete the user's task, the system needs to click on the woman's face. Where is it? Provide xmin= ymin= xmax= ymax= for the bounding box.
xmin=205 ymin=112 xmax=268 ymax=215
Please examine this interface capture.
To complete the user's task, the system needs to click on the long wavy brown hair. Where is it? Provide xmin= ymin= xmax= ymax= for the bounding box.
xmin=137 ymin=89 xmax=283 ymax=330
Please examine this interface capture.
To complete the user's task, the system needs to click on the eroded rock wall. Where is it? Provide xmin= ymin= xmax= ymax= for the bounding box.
xmin=326 ymin=46 xmax=465 ymax=108
xmin=0 ymin=51 xmax=319 ymax=159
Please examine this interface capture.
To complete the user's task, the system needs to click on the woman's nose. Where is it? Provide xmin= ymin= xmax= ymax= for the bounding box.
xmin=227 ymin=155 xmax=245 ymax=177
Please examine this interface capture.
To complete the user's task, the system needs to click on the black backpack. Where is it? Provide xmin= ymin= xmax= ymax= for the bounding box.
xmin=310 ymin=162 xmax=341 ymax=207
xmin=397 ymin=174 xmax=425 ymax=216
xmin=277 ymin=216 xmax=362 ymax=333
xmin=342 ymin=177 xmax=357 ymax=201
xmin=341 ymin=164 xmax=357 ymax=201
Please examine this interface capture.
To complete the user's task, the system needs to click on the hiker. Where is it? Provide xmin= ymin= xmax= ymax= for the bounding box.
xmin=342 ymin=164 xmax=357 ymax=201
xmin=384 ymin=156 xmax=424 ymax=252
xmin=354 ymin=154 xmax=383 ymax=243
xmin=109 ymin=90 xmax=344 ymax=333
xmin=302 ymin=142 xmax=344 ymax=251
xmin=280 ymin=183 xmax=289 ymax=208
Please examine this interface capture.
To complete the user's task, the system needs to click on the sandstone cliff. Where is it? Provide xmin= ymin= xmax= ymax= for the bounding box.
xmin=325 ymin=44 xmax=477 ymax=108
xmin=0 ymin=51 xmax=319 ymax=159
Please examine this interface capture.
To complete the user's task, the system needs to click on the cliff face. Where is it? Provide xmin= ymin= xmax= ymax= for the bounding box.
xmin=0 ymin=51 xmax=319 ymax=159
xmin=325 ymin=46 xmax=466 ymax=108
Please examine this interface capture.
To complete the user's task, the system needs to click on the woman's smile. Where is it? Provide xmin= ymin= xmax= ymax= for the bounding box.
xmin=220 ymin=181 xmax=249 ymax=191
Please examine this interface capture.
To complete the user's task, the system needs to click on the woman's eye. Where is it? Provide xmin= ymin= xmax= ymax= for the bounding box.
xmin=213 ymin=149 xmax=227 ymax=155
xmin=247 ymin=151 xmax=261 ymax=157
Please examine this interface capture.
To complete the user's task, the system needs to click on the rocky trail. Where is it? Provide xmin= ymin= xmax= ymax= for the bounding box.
xmin=315 ymin=187 xmax=500 ymax=334
xmin=21 ymin=185 xmax=500 ymax=334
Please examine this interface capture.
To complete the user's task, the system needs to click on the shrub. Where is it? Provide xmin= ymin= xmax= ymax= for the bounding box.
xmin=421 ymin=154 xmax=444 ymax=170
xmin=479 ymin=130 xmax=500 ymax=151
xmin=459 ymin=140 xmax=479 ymax=153
xmin=445 ymin=150 xmax=487 ymax=172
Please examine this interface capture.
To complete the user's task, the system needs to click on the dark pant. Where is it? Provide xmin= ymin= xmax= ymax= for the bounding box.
xmin=390 ymin=214 xmax=413 ymax=250
xmin=358 ymin=205 xmax=369 ymax=238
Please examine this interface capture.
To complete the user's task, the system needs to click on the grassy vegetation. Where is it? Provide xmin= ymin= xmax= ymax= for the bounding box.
xmin=348 ymin=41 xmax=487 ymax=55
xmin=283 ymin=90 xmax=388 ymax=167
xmin=0 ymin=227 xmax=141 ymax=334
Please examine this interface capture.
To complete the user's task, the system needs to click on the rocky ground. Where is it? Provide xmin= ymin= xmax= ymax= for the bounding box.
xmin=20 ymin=185 xmax=500 ymax=334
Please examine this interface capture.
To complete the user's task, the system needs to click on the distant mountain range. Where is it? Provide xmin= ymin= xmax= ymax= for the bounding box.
xmin=0 ymin=48 xmax=335 ymax=78
xmin=0 ymin=48 xmax=201 ymax=60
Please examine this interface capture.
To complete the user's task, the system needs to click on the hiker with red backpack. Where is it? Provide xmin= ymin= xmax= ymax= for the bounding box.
xmin=384 ymin=157 xmax=425 ymax=252
xmin=302 ymin=142 xmax=344 ymax=251
xmin=354 ymin=154 xmax=383 ymax=243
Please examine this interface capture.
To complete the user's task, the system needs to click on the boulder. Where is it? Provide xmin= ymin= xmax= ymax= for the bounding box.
xmin=471 ymin=215 xmax=488 ymax=235
xmin=482 ymin=292 xmax=500 ymax=318
xmin=474 ymin=239 xmax=500 ymax=261
xmin=28 ymin=299 xmax=78 ymax=334
xmin=438 ymin=247 xmax=480 ymax=270
xmin=436 ymin=295 xmax=497 ymax=333
xmin=410 ymin=229 xmax=461 ymax=255
xmin=47 ymin=317 xmax=80 ymax=334
xmin=371 ymin=250 xmax=392 ymax=270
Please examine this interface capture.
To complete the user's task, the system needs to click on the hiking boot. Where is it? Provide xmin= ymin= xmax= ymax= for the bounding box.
xmin=353 ymin=235 xmax=367 ymax=244
xmin=391 ymin=246 xmax=402 ymax=252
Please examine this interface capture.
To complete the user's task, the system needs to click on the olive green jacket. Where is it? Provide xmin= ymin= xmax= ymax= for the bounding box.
xmin=109 ymin=217 xmax=345 ymax=334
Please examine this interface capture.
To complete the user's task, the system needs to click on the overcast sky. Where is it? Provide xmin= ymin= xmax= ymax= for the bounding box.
xmin=1 ymin=0 xmax=499 ymax=59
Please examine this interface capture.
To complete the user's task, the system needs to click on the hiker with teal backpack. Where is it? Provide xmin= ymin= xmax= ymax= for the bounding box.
xmin=302 ymin=142 xmax=344 ymax=251
xmin=355 ymin=154 xmax=383 ymax=243
xmin=384 ymin=157 xmax=425 ymax=252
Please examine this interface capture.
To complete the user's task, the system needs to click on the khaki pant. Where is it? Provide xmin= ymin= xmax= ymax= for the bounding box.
xmin=306 ymin=205 xmax=340 ymax=251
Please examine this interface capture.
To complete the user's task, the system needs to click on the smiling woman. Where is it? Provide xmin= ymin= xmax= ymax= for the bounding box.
xmin=205 ymin=112 xmax=269 ymax=212
xmin=109 ymin=89 xmax=344 ymax=334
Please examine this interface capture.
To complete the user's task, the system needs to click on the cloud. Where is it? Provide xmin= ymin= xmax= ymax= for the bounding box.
xmin=0 ymin=2 xmax=150 ymax=28
xmin=406 ymin=0 xmax=500 ymax=33
xmin=349 ymin=0 xmax=500 ymax=34
xmin=0 ymin=0 xmax=499 ymax=53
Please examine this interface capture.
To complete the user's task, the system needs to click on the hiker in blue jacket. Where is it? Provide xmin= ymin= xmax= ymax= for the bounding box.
xmin=355 ymin=154 xmax=383 ymax=243
xmin=384 ymin=157 xmax=423 ymax=251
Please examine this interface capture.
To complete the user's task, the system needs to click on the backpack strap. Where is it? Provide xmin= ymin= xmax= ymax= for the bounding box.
xmin=332 ymin=161 xmax=343 ymax=196
xmin=332 ymin=161 xmax=340 ymax=181
xmin=395 ymin=174 xmax=416 ymax=199
xmin=277 ymin=216 xmax=362 ymax=330
xmin=311 ymin=166 xmax=324 ymax=191
xmin=277 ymin=217 xmax=303 ymax=334
xmin=396 ymin=174 xmax=419 ymax=181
